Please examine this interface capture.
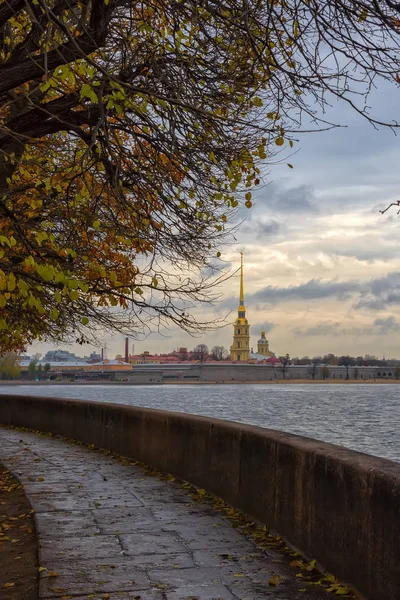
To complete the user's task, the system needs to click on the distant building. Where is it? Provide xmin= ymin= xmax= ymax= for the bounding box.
xmin=85 ymin=359 xmax=131 ymax=372
xmin=230 ymin=253 xmax=250 ymax=361
xmin=249 ymin=329 xmax=277 ymax=361
xmin=87 ymin=351 xmax=101 ymax=363
xmin=19 ymin=359 xmax=131 ymax=374
xmin=128 ymin=351 xmax=182 ymax=365
xmin=42 ymin=349 xmax=85 ymax=363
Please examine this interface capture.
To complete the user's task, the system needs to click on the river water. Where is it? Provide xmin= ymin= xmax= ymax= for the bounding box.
xmin=2 ymin=383 xmax=400 ymax=463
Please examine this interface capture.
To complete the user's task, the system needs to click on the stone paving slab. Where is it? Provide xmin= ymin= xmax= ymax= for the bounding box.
xmin=0 ymin=426 xmax=331 ymax=600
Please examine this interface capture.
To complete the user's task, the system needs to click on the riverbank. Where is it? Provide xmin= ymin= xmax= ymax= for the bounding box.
xmin=0 ymin=378 xmax=399 ymax=386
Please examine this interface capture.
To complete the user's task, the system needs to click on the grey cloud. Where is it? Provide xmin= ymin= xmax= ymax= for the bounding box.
xmin=250 ymin=278 xmax=360 ymax=304
xmin=220 ymin=270 xmax=400 ymax=312
xmin=355 ymin=272 xmax=400 ymax=310
xmin=250 ymin=321 xmax=275 ymax=334
xmin=293 ymin=321 xmax=342 ymax=337
xmin=294 ymin=316 xmax=400 ymax=338
xmin=256 ymin=183 xmax=319 ymax=215
xmin=241 ymin=219 xmax=285 ymax=240
xmin=372 ymin=316 xmax=400 ymax=333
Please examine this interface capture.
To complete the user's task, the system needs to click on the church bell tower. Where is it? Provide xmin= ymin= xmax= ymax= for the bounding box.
xmin=230 ymin=253 xmax=250 ymax=361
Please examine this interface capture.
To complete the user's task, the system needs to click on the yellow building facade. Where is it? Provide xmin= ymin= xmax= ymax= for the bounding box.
xmin=257 ymin=329 xmax=274 ymax=357
xmin=230 ymin=253 xmax=250 ymax=361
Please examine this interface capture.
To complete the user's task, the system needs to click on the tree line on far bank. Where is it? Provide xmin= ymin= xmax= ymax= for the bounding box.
xmin=0 ymin=354 xmax=50 ymax=381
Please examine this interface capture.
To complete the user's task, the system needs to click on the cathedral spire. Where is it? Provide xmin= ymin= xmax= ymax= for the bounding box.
xmin=239 ymin=251 xmax=244 ymax=305
xmin=230 ymin=253 xmax=250 ymax=361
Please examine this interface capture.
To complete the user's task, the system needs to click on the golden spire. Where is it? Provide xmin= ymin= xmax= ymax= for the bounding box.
xmin=240 ymin=252 xmax=244 ymax=304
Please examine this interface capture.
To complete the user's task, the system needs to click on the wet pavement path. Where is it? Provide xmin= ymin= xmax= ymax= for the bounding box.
xmin=0 ymin=427 xmax=333 ymax=600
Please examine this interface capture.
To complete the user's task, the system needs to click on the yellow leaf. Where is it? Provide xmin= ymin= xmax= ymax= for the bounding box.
xmin=38 ymin=477 xmax=45 ymax=482
xmin=4 ymin=583 xmax=15 ymax=588
xmin=48 ymin=571 xmax=59 ymax=577
xmin=336 ymin=587 xmax=350 ymax=595
xmin=275 ymin=137 xmax=284 ymax=146
xmin=8 ymin=273 xmax=16 ymax=291
xmin=39 ymin=567 xmax=47 ymax=572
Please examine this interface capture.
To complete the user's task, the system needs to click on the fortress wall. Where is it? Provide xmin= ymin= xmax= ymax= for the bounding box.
xmin=122 ymin=364 xmax=384 ymax=383
xmin=1 ymin=394 xmax=399 ymax=599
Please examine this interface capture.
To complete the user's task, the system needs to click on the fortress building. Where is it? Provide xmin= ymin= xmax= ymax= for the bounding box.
xmin=230 ymin=254 xmax=277 ymax=363
xmin=257 ymin=329 xmax=275 ymax=358
xmin=230 ymin=253 xmax=250 ymax=361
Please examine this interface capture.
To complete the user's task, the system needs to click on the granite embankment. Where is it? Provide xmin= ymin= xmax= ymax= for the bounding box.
xmin=1 ymin=394 xmax=399 ymax=600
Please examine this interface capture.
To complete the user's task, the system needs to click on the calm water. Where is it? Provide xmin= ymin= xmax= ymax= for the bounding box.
xmin=2 ymin=383 xmax=400 ymax=462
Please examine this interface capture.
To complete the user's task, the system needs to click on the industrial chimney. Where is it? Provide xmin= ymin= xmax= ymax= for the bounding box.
xmin=125 ymin=337 xmax=129 ymax=363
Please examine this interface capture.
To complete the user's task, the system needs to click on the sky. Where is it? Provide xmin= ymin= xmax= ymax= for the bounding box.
xmin=30 ymin=82 xmax=400 ymax=361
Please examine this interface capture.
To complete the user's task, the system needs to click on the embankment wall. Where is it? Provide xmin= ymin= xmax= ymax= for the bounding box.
xmin=0 ymin=394 xmax=399 ymax=600
xmin=115 ymin=364 xmax=390 ymax=383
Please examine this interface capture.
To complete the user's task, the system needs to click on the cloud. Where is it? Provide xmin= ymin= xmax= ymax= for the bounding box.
xmin=250 ymin=321 xmax=275 ymax=335
xmin=219 ymin=270 xmax=400 ymax=316
xmin=255 ymin=183 xmax=319 ymax=215
xmin=241 ymin=219 xmax=285 ymax=240
xmin=355 ymin=271 xmax=400 ymax=310
xmin=294 ymin=316 xmax=400 ymax=338
xmin=372 ymin=316 xmax=400 ymax=333
xmin=245 ymin=271 xmax=400 ymax=311
xmin=250 ymin=278 xmax=360 ymax=304
xmin=293 ymin=321 xmax=342 ymax=337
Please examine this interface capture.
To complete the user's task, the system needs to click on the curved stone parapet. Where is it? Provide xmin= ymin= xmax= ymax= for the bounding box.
xmin=0 ymin=394 xmax=399 ymax=600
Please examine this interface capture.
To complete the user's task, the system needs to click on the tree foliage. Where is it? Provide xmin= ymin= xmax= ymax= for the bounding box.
xmin=279 ymin=353 xmax=291 ymax=378
xmin=1 ymin=0 xmax=400 ymax=351
xmin=321 ymin=365 xmax=330 ymax=380
xmin=210 ymin=345 xmax=229 ymax=361
xmin=192 ymin=344 xmax=209 ymax=362
xmin=0 ymin=352 xmax=20 ymax=379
